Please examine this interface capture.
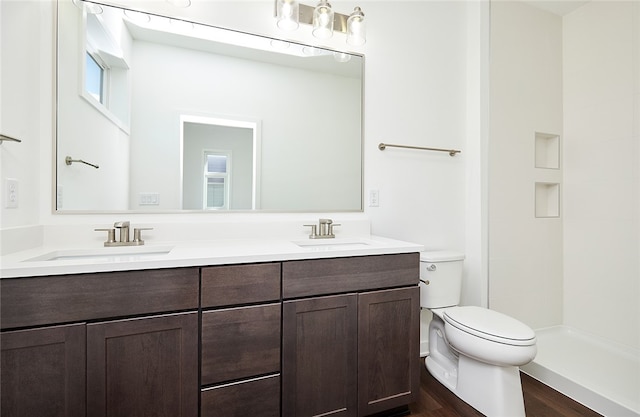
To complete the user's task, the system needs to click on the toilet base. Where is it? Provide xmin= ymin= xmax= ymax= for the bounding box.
xmin=425 ymin=315 xmax=527 ymax=417
xmin=426 ymin=355 xmax=526 ymax=417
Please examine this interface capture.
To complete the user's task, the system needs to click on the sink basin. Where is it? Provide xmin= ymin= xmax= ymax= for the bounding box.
xmin=293 ymin=238 xmax=374 ymax=250
xmin=25 ymin=246 xmax=174 ymax=262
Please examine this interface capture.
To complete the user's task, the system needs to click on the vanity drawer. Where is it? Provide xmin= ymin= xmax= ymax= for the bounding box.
xmin=0 ymin=268 xmax=199 ymax=329
xmin=201 ymin=263 xmax=281 ymax=308
xmin=282 ymin=253 xmax=419 ymax=299
xmin=201 ymin=375 xmax=280 ymax=417
xmin=201 ymin=303 xmax=281 ymax=385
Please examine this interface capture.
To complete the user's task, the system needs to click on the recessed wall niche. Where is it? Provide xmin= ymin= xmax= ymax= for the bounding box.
xmin=535 ymin=182 xmax=560 ymax=218
xmin=535 ymin=132 xmax=560 ymax=169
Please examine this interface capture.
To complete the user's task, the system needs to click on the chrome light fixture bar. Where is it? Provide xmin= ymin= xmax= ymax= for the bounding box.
xmin=275 ymin=0 xmax=366 ymax=45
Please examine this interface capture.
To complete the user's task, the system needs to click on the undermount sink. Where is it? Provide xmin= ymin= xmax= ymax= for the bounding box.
xmin=25 ymin=246 xmax=174 ymax=262
xmin=293 ymin=238 xmax=375 ymax=250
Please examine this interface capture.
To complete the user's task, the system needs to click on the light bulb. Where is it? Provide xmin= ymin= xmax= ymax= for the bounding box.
xmin=277 ymin=0 xmax=299 ymax=31
xmin=347 ymin=7 xmax=366 ymax=46
xmin=312 ymin=0 xmax=334 ymax=39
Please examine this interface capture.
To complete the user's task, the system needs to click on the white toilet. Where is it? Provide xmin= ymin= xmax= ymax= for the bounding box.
xmin=420 ymin=251 xmax=537 ymax=417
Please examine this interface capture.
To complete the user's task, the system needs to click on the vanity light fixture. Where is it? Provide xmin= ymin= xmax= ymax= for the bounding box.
xmin=312 ymin=0 xmax=334 ymax=39
xmin=275 ymin=0 xmax=366 ymax=45
xmin=346 ymin=6 xmax=365 ymax=46
xmin=276 ymin=0 xmax=300 ymax=30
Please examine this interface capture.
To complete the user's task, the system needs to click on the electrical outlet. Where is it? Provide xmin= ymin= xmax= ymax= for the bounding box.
xmin=5 ymin=178 xmax=18 ymax=208
xmin=369 ymin=189 xmax=379 ymax=207
xmin=139 ymin=192 xmax=160 ymax=206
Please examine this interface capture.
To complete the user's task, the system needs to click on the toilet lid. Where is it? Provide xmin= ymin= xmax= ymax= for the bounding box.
xmin=420 ymin=251 xmax=465 ymax=262
xmin=443 ymin=306 xmax=536 ymax=346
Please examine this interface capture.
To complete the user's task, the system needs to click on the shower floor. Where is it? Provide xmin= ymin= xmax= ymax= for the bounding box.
xmin=521 ymin=325 xmax=640 ymax=417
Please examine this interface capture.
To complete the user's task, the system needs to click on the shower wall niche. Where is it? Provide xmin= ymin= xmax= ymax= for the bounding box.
xmin=535 ymin=182 xmax=560 ymax=218
xmin=534 ymin=132 xmax=560 ymax=169
xmin=534 ymin=132 xmax=561 ymax=218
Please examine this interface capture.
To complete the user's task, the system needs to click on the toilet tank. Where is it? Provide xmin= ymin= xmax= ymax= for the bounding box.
xmin=419 ymin=251 xmax=465 ymax=309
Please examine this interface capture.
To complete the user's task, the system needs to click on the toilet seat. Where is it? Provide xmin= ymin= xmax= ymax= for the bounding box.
xmin=443 ymin=306 xmax=536 ymax=346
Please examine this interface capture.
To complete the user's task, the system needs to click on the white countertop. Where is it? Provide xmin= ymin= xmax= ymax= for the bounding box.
xmin=0 ymin=235 xmax=423 ymax=279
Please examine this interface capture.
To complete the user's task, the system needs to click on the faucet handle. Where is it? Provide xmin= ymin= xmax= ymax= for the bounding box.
xmin=303 ymin=224 xmax=318 ymax=239
xmin=328 ymin=223 xmax=341 ymax=237
xmin=95 ymin=228 xmax=116 ymax=245
xmin=133 ymin=228 xmax=153 ymax=244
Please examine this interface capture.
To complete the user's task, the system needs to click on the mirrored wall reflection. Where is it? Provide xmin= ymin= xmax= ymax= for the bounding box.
xmin=56 ymin=0 xmax=363 ymax=212
xmin=181 ymin=117 xmax=259 ymax=211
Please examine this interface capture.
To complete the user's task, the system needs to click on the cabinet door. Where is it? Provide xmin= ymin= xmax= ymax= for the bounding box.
xmin=1 ymin=323 xmax=86 ymax=417
xmin=282 ymin=294 xmax=358 ymax=417
xmin=87 ymin=312 xmax=198 ymax=417
xmin=358 ymin=287 xmax=420 ymax=416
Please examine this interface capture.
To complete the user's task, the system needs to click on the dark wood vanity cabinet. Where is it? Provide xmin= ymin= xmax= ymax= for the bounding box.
xmin=0 ymin=268 xmax=200 ymax=417
xmin=1 ymin=252 xmax=419 ymax=417
xmin=282 ymin=253 xmax=420 ymax=417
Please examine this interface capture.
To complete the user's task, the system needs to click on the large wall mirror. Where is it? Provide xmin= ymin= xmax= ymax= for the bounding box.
xmin=56 ymin=0 xmax=363 ymax=212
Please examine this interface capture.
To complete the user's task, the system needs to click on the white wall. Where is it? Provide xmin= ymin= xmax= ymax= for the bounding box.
xmin=489 ymin=1 xmax=564 ymax=329
xmin=0 ymin=0 xmax=50 ymax=229
xmin=563 ymin=1 xmax=639 ymax=350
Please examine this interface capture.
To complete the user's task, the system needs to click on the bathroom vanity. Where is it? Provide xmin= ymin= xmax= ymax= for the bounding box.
xmin=0 ymin=237 xmax=421 ymax=417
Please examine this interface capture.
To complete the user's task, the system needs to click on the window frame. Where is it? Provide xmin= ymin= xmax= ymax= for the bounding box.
xmin=203 ymin=150 xmax=232 ymax=210
xmin=78 ymin=10 xmax=130 ymax=133
xmin=85 ymin=49 xmax=108 ymax=105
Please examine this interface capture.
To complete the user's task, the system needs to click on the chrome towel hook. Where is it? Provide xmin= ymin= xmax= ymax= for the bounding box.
xmin=0 ymin=134 xmax=22 ymax=144
xmin=65 ymin=156 xmax=99 ymax=169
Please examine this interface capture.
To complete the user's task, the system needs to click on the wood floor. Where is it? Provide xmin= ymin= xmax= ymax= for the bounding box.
xmin=407 ymin=362 xmax=603 ymax=417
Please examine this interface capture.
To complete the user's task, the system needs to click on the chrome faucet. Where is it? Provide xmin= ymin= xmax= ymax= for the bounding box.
xmin=304 ymin=218 xmax=340 ymax=239
xmin=114 ymin=221 xmax=130 ymax=243
xmin=95 ymin=221 xmax=153 ymax=247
